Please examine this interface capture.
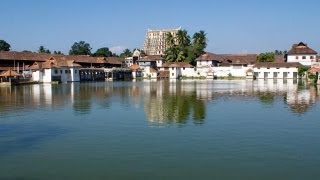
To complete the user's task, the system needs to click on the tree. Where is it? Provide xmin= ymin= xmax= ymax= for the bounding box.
xmin=0 ymin=40 xmax=11 ymax=51
xmin=69 ymin=41 xmax=92 ymax=55
xmin=53 ymin=50 xmax=63 ymax=55
xmin=119 ymin=49 xmax=132 ymax=58
xmin=93 ymin=47 xmax=113 ymax=57
xmin=298 ymin=66 xmax=309 ymax=77
xmin=257 ymin=52 xmax=275 ymax=62
xmin=38 ymin=46 xmax=51 ymax=54
xmin=192 ymin=30 xmax=207 ymax=58
xmin=164 ymin=29 xmax=207 ymax=63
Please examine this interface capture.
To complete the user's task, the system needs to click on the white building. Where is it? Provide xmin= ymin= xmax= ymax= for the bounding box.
xmin=286 ymin=42 xmax=318 ymax=66
xmin=142 ymin=27 xmax=181 ymax=55
xmin=253 ymin=62 xmax=301 ymax=79
xmin=196 ymin=52 xmax=257 ymax=78
xmin=30 ymin=57 xmax=81 ymax=83
xmin=159 ymin=62 xmax=197 ymax=79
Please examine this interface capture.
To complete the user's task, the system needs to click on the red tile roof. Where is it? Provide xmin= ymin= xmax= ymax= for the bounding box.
xmin=162 ymin=62 xmax=193 ymax=68
xmin=254 ymin=62 xmax=302 ymax=68
xmin=287 ymin=42 xmax=317 ymax=55
xmin=196 ymin=52 xmax=257 ymax=65
xmin=138 ymin=55 xmax=163 ymax=62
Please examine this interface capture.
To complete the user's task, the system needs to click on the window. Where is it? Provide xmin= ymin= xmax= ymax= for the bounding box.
xmin=75 ymin=70 xmax=77 ymax=74
xmin=54 ymin=70 xmax=58 ymax=74
xmin=172 ymin=73 xmax=174 ymax=76
xmin=60 ymin=70 xmax=63 ymax=74
xmin=296 ymin=56 xmax=299 ymax=60
xmin=65 ymin=70 xmax=68 ymax=74
xmin=310 ymin=56 xmax=314 ymax=59
xmin=183 ymin=67 xmax=185 ymax=70
xmin=302 ymin=56 xmax=306 ymax=59
xmin=172 ymin=67 xmax=174 ymax=70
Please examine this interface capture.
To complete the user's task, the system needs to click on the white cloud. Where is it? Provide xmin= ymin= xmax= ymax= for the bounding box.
xmin=110 ymin=46 xmax=126 ymax=54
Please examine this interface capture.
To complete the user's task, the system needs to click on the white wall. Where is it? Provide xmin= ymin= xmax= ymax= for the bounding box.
xmin=212 ymin=65 xmax=250 ymax=77
xmin=156 ymin=60 xmax=163 ymax=68
xmin=32 ymin=71 xmax=40 ymax=82
xmin=196 ymin=60 xmax=213 ymax=67
xmin=253 ymin=67 xmax=298 ymax=79
xmin=287 ymin=55 xmax=317 ymax=66
xmin=42 ymin=69 xmax=52 ymax=83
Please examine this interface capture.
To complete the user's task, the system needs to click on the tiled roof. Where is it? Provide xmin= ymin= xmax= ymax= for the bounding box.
xmin=0 ymin=51 xmax=109 ymax=64
xmin=275 ymin=55 xmax=285 ymax=63
xmin=0 ymin=51 xmax=52 ymax=61
xmin=106 ymin=57 xmax=123 ymax=65
xmin=29 ymin=57 xmax=81 ymax=70
xmin=162 ymin=62 xmax=193 ymax=68
xmin=287 ymin=42 xmax=317 ymax=55
xmin=308 ymin=67 xmax=320 ymax=73
xmin=196 ymin=52 xmax=225 ymax=61
xmin=129 ymin=64 xmax=140 ymax=70
xmin=254 ymin=62 xmax=302 ymax=68
xmin=138 ymin=55 xmax=163 ymax=61
xmin=196 ymin=52 xmax=257 ymax=65
xmin=0 ymin=69 xmax=21 ymax=77
xmin=222 ymin=54 xmax=258 ymax=65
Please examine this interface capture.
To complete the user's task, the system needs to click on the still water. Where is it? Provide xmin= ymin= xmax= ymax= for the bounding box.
xmin=0 ymin=80 xmax=320 ymax=180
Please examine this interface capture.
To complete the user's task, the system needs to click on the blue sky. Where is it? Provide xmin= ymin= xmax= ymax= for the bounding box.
xmin=1 ymin=0 xmax=319 ymax=54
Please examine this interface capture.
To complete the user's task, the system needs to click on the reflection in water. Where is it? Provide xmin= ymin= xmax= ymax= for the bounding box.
xmin=0 ymin=80 xmax=319 ymax=123
xmin=144 ymin=81 xmax=206 ymax=125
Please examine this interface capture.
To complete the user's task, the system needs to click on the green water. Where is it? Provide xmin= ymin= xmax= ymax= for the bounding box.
xmin=0 ymin=80 xmax=319 ymax=180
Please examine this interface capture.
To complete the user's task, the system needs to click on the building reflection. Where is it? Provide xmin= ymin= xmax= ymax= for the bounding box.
xmin=0 ymin=80 xmax=319 ymax=123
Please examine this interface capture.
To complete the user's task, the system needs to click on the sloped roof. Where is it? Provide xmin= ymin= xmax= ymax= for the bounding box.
xmin=29 ymin=57 xmax=81 ymax=70
xmin=129 ymin=64 xmax=140 ymax=70
xmin=308 ymin=67 xmax=320 ymax=73
xmin=196 ymin=52 xmax=257 ymax=65
xmin=222 ymin=54 xmax=258 ymax=65
xmin=196 ymin=52 xmax=225 ymax=62
xmin=162 ymin=62 xmax=193 ymax=68
xmin=0 ymin=69 xmax=21 ymax=77
xmin=254 ymin=62 xmax=302 ymax=68
xmin=138 ymin=55 xmax=163 ymax=62
xmin=287 ymin=42 xmax=317 ymax=55
xmin=0 ymin=51 xmax=52 ymax=61
xmin=106 ymin=57 xmax=123 ymax=65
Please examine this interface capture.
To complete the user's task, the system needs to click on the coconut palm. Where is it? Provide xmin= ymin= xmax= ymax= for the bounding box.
xmin=176 ymin=30 xmax=190 ymax=48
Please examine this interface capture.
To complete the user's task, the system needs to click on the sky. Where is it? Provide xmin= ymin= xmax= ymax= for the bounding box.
xmin=1 ymin=0 xmax=319 ymax=54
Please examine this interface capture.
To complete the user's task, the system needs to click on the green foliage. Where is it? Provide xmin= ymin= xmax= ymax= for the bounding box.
xmin=0 ymin=40 xmax=11 ymax=51
xmin=53 ymin=51 xmax=63 ymax=55
xmin=38 ymin=46 xmax=51 ymax=54
xmin=274 ymin=50 xmax=287 ymax=55
xmin=308 ymin=73 xmax=317 ymax=80
xmin=164 ymin=29 xmax=207 ymax=64
xmin=93 ymin=47 xmax=113 ymax=57
xmin=298 ymin=66 xmax=309 ymax=77
xmin=120 ymin=49 xmax=132 ymax=58
xmin=69 ymin=41 xmax=92 ymax=55
xmin=257 ymin=52 xmax=275 ymax=62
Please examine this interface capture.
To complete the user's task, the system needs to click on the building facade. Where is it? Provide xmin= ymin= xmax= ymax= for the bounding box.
xmin=142 ymin=27 xmax=181 ymax=55
xmin=286 ymin=42 xmax=318 ymax=66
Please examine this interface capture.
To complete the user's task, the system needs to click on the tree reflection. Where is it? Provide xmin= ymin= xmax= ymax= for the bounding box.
xmin=144 ymin=81 xmax=206 ymax=125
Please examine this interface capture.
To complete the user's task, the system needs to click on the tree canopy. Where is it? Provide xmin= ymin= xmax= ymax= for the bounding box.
xmin=38 ymin=46 xmax=51 ymax=54
xmin=53 ymin=50 xmax=63 ymax=55
xmin=0 ymin=40 xmax=11 ymax=51
xmin=164 ymin=29 xmax=207 ymax=64
xmin=257 ymin=52 xmax=275 ymax=62
xmin=69 ymin=41 xmax=92 ymax=55
xmin=120 ymin=49 xmax=132 ymax=58
xmin=93 ymin=47 xmax=113 ymax=57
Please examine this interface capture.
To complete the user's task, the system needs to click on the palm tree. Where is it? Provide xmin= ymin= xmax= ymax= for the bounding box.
xmin=192 ymin=30 xmax=207 ymax=57
xmin=165 ymin=33 xmax=175 ymax=48
xmin=176 ymin=30 xmax=190 ymax=48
